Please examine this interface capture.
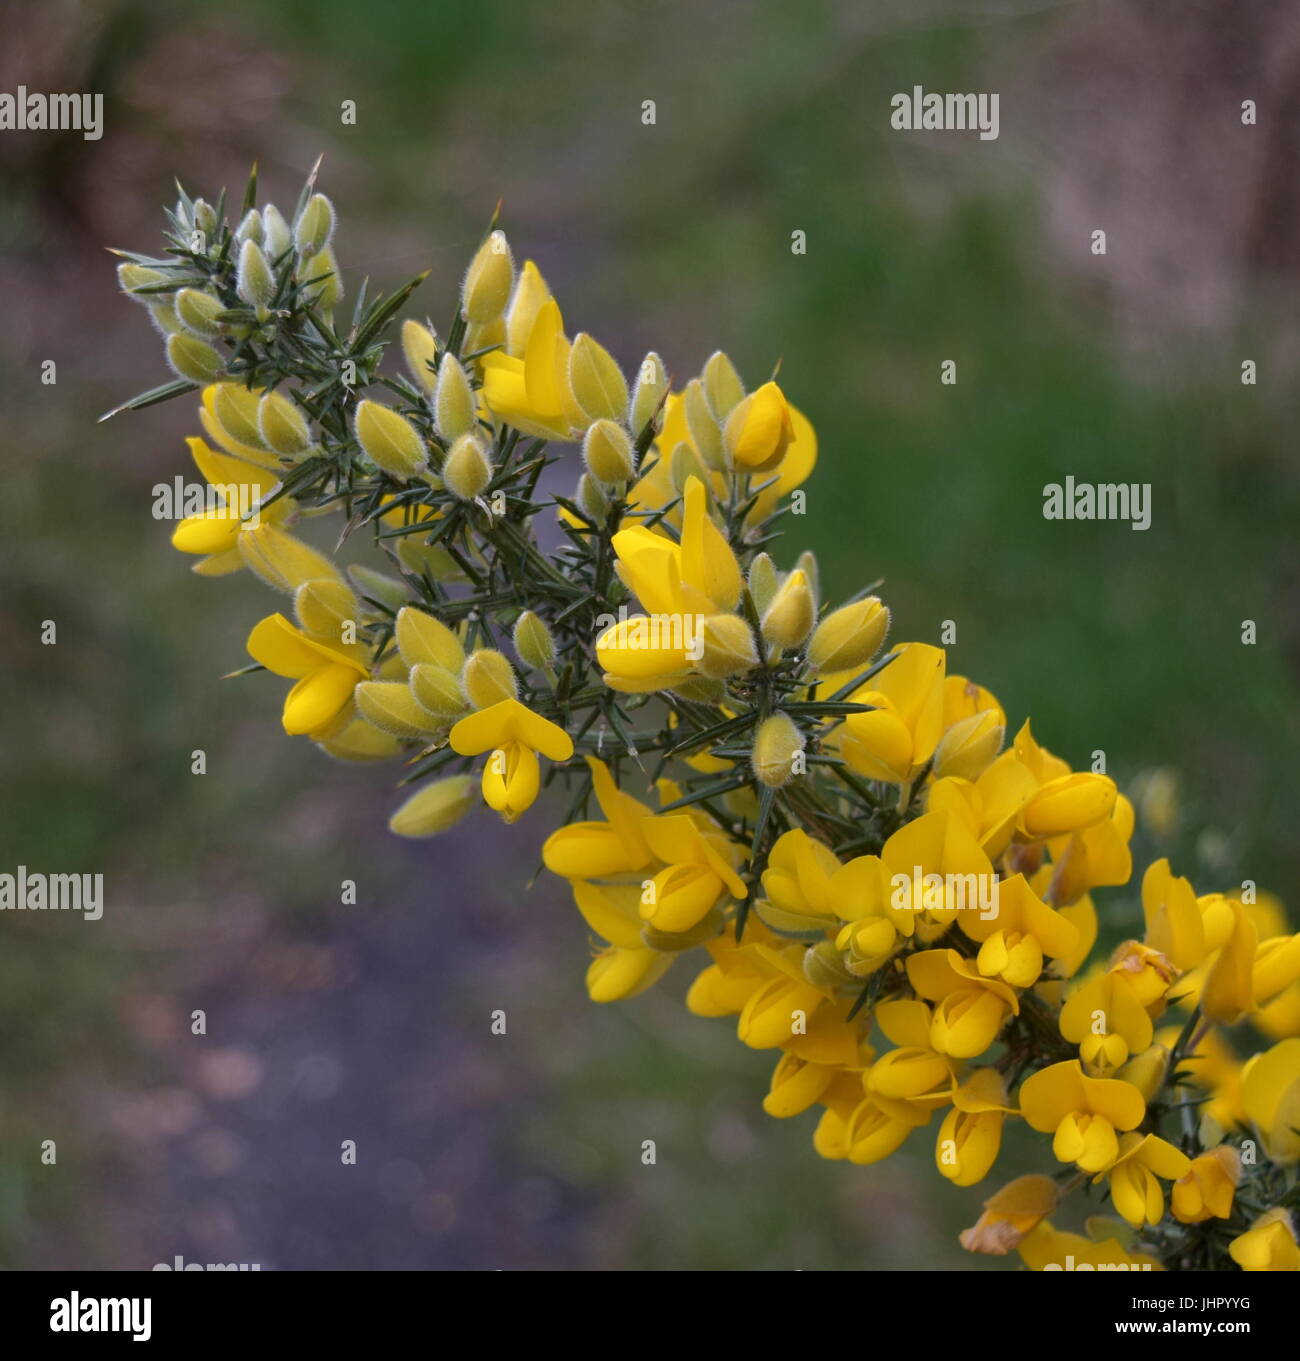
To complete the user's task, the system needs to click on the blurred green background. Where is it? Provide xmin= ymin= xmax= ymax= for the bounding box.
xmin=1 ymin=0 xmax=1296 ymax=1269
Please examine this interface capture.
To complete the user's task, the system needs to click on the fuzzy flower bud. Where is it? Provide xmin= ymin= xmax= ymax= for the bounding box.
xmin=462 ymin=230 xmax=514 ymax=324
xmin=237 ymin=239 xmax=276 ymax=310
xmin=463 ymin=649 xmax=518 ymax=709
xmin=576 ymin=472 xmax=609 ymax=524
xmin=262 ymin=203 xmax=292 ymax=259
xmin=355 ymin=399 xmax=427 ymax=480
xmin=354 ymin=681 xmax=442 ymax=739
xmin=683 ymin=378 xmax=724 ymax=470
xmin=697 ymin=613 xmax=759 ymax=679
xmin=298 ymin=245 xmax=342 ymax=309
xmin=434 ymin=354 xmax=476 ymax=442
xmin=388 ymin=775 xmax=478 ymax=838
xmin=752 ymin=713 xmax=804 ymax=789
xmin=192 ymin=199 xmax=217 ymax=236
xmin=807 ymin=597 xmax=889 ymax=673
xmin=582 ymin=419 xmax=634 ymax=485
xmin=761 ymin=569 xmax=815 ymax=650
xmin=505 ymin=259 xmax=550 ymax=356
xmin=175 ymin=287 xmax=225 ymax=338
xmin=117 ymin=263 xmax=166 ymax=298
xmin=568 ymin=333 xmax=628 ymax=425
xmin=747 ymin=553 xmax=779 ymax=617
xmin=513 ymin=610 xmax=556 ymax=671
xmin=794 ymin=549 xmax=819 ymax=602
xmin=443 ymin=432 xmax=493 ymax=500
xmin=394 ymin=606 xmax=465 ymax=672
xmin=629 ymin=351 xmax=667 ymax=437
xmin=294 ymin=193 xmax=336 ymax=257
xmin=409 ymin=664 xmax=468 ymax=721
xmin=702 ymin=350 xmax=745 ymax=420
xmin=668 ymin=442 xmax=706 ymax=495
xmin=1116 ymin=1043 xmax=1170 ymax=1105
xmin=166 ymin=333 xmax=224 ymax=383
xmin=259 ymin=390 xmax=312 ymax=456
xmin=235 ymin=208 xmax=263 ymax=244
xmin=212 ymin=383 xmax=268 ymax=449
xmin=401 ymin=319 xmax=438 ymax=392
xmin=293 ymin=578 xmax=358 ymax=643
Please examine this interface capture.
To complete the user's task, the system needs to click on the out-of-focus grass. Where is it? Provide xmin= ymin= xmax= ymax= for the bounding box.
xmin=1 ymin=0 xmax=1296 ymax=1268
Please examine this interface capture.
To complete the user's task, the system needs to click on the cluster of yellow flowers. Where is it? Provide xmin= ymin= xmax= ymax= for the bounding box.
xmin=114 ymin=171 xmax=1300 ymax=1271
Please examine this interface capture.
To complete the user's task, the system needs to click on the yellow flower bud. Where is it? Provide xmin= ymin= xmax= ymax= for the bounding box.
xmin=238 ymin=524 xmax=343 ymax=594
xmin=629 ymin=351 xmax=667 ymax=437
xmin=388 ymin=775 xmax=478 ymax=838
xmin=294 ymin=193 xmax=335 ymax=257
xmin=505 ymin=259 xmax=550 ymax=356
xmin=409 ymin=663 xmax=468 ymax=720
xmin=262 ymin=203 xmax=292 ymax=260
xmin=513 ymin=610 xmax=556 ymax=671
xmin=148 ymin=300 xmax=183 ymax=336
xmin=355 ymin=681 xmax=443 ymax=740
xmin=212 ymin=382 xmax=268 ymax=449
xmin=697 ymin=613 xmax=759 ymax=679
xmin=394 ymin=606 xmax=465 ymax=672
xmin=723 ymin=380 xmax=794 ymax=473
xmin=191 ymin=199 xmax=217 ymax=236
xmin=462 ymin=229 xmax=514 ymax=324
xmin=465 ymin=317 xmax=505 ymax=355
xmin=807 ymin=597 xmax=889 ymax=673
xmin=294 ymin=578 xmax=358 ymax=642
xmin=794 ymin=549 xmax=819 ymax=602
xmin=582 ymin=419 xmax=634 ymax=485
xmin=934 ymin=710 xmax=1005 ymax=781
xmin=166 ymin=334 xmax=224 ymax=384
xmin=747 ymin=553 xmax=778 ymax=617
xmin=316 ymin=714 xmax=403 ymax=762
xmin=236 ymin=238 xmax=276 ymax=310
xmin=668 ymin=441 xmax=706 ymax=495
xmin=434 ymin=353 xmax=476 ymax=442
xmin=236 ymin=208 xmax=263 ymax=244
xmin=752 ymin=712 xmax=804 ymax=788
xmin=761 ymin=569 xmax=815 ymax=650
xmin=117 ymin=263 xmax=167 ymax=298
xmin=401 ymin=319 xmax=438 ymax=392
xmin=463 ymin=648 xmax=517 ymax=708
xmin=576 ymin=471 xmax=609 ymax=523
xmin=175 ymin=287 xmax=225 ymax=338
xmin=298 ymin=244 xmax=342 ymax=308
xmin=443 ymin=432 xmax=493 ymax=500
xmin=683 ymin=378 xmax=724 ymax=470
xmin=1116 ymin=1043 xmax=1170 ymax=1105
xmin=259 ymin=390 xmax=312 ymax=456
xmin=354 ymin=399 xmax=427 ymax=480
xmin=702 ymin=350 xmax=745 ymax=420
xmin=568 ymin=333 xmax=628 ymax=424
